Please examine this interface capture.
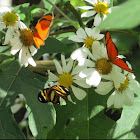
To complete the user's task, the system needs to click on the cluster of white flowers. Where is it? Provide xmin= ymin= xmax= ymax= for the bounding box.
xmin=0 ymin=1 xmax=139 ymax=109
xmin=48 ymin=0 xmax=140 ymax=108
xmin=0 ymin=7 xmax=37 ymax=67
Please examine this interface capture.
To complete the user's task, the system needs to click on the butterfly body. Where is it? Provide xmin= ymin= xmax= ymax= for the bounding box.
xmin=105 ymin=32 xmax=134 ymax=73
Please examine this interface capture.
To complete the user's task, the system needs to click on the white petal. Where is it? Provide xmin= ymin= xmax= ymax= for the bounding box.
xmin=77 ymin=57 xmax=87 ymax=66
xmin=103 ymin=14 xmax=107 ymax=20
xmin=72 ymin=74 xmax=82 ymax=80
xmin=3 ymin=27 xmax=14 ymax=45
xmin=85 ymin=27 xmax=92 ymax=37
xmin=123 ymin=89 xmax=134 ymax=106
xmin=53 ymin=59 xmax=63 ymax=74
xmin=0 ymin=23 xmax=5 ymax=31
xmin=96 ymin=34 xmax=104 ymax=40
xmin=10 ymin=42 xmax=22 ymax=55
xmin=71 ymin=65 xmax=86 ymax=75
xmin=61 ymin=54 xmax=66 ymax=72
xmin=18 ymin=21 xmax=27 ymax=29
xmin=65 ymin=58 xmax=73 ymax=73
xmin=73 ymin=79 xmax=91 ymax=88
xmin=105 ymin=0 xmax=111 ymax=4
xmin=95 ymin=81 xmax=113 ymax=95
xmin=111 ymin=68 xmax=126 ymax=89
xmin=80 ymin=59 xmax=95 ymax=67
xmin=94 ymin=14 xmax=102 ymax=27
xmin=30 ymin=45 xmax=37 ymax=56
xmin=86 ymin=70 xmax=101 ymax=87
xmin=126 ymin=61 xmax=132 ymax=70
xmin=85 ymin=0 xmax=97 ymax=5
xmin=71 ymin=85 xmax=87 ymax=100
xmin=70 ymin=47 xmax=90 ymax=66
xmin=47 ymin=70 xmax=58 ymax=81
xmin=19 ymin=47 xmax=28 ymax=67
xmin=81 ymin=10 xmax=96 ymax=18
xmin=108 ymin=8 xmax=112 ymax=13
xmin=28 ymin=56 xmax=36 ymax=67
xmin=60 ymin=98 xmax=66 ymax=106
xmin=78 ymin=6 xmax=93 ymax=10
xmin=92 ymin=41 xmax=107 ymax=60
xmin=68 ymin=95 xmax=76 ymax=104
xmin=71 ymin=48 xmax=83 ymax=60
xmin=114 ymin=93 xmax=124 ymax=108
xmin=76 ymin=28 xmax=87 ymax=39
xmin=129 ymin=80 xmax=140 ymax=93
xmin=79 ymin=68 xmax=95 ymax=78
xmin=0 ymin=7 xmax=12 ymax=13
xmin=10 ymin=35 xmax=19 ymax=46
xmin=91 ymin=27 xmax=100 ymax=38
xmin=68 ymin=35 xmax=84 ymax=42
xmin=127 ymin=73 xmax=135 ymax=80
xmin=82 ymin=47 xmax=95 ymax=60
xmin=107 ymin=91 xmax=116 ymax=108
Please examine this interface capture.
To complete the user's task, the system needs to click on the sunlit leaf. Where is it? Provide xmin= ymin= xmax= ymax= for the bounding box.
xmin=99 ymin=0 xmax=140 ymax=30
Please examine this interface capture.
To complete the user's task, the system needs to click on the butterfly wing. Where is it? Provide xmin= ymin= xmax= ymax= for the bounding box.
xmin=33 ymin=13 xmax=53 ymax=48
xmin=105 ymin=32 xmax=134 ymax=73
xmin=105 ymin=31 xmax=118 ymax=61
xmin=33 ymin=31 xmax=44 ymax=49
xmin=113 ymin=58 xmax=134 ymax=73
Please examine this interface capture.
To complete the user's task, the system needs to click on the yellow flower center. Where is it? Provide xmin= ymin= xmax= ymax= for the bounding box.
xmin=2 ymin=12 xmax=18 ymax=26
xmin=94 ymin=2 xmax=109 ymax=15
xmin=95 ymin=58 xmax=112 ymax=75
xmin=19 ymin=28 xmax=34 ymax=47
xmin=84 ymin=37 xmax=96 ymax=49
xmin=116 ymin=76 xmax=129 ymax=91
xmin=58 ymin=72 xmax=73 ymax=87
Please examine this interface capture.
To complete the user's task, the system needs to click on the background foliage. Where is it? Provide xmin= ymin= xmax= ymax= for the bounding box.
xmin=0 ymin=0 xmax=140 ymax=139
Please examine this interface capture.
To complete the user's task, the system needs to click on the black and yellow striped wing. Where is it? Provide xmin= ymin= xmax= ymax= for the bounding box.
xmin=38 ymin=85 xmax=70 ymax=104
xmin=52 ymin=85 xmax=70 ymax=100
xmin=38 ymin=88 xmax=60 ymax=104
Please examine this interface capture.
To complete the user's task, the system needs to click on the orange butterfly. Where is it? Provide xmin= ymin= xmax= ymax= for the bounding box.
xmin=33 ymin=13 xmax=54 ymax=49
xmin=105 ymin=32 xmax=134 ymax=73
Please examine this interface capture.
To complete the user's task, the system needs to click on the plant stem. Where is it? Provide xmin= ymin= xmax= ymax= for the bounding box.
xmin=0 ymin=65 xmax=23 ymax=107
xmin=46 ymin=0 xmax=78 ymax=29
xmin=65 ymin=1 xmax=84 ymax=27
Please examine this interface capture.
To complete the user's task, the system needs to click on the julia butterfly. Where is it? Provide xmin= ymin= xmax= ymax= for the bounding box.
xmin=33 ymin=13 xmax=54 ymax=48
xmin=105 ymin=32 xmax=134 ymax=73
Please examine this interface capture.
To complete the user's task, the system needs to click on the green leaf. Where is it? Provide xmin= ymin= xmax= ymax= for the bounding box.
xmin=99 ymin=0 xmax=140 ymax=30
xmin=35 ymin=37 xmax=77 ymax=58
xmin=42 ymin=0 xmax=60 ymax=13
xmin=108 ymin=102 xmax=140 ymax=139
xmin=0 ymin=61 xmax=56 ymax=138
xmin=109 ymin=32 xmax=137 ymax=55
xmin=0 ymin=58 xmax=15 ymax=70
xmin=0 ymin=109 xmax=25 ymax=139
xmin=48 ymin=88 xmax=115 ymax=139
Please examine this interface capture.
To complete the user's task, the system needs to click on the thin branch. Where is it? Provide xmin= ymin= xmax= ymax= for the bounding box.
xmin=46 ymin=0 xmax=78 ymax=29
xmin=65 ymin=2 xmax=84 ymax=27
xmin=0 ymin=65 xmax=23 ymax=107
xmin=108 ymin=30 xmax=139 ymax=37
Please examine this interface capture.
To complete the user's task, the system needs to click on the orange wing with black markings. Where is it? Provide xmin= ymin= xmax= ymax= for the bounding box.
xmin=33 ymin=13 xmax=53 ymax=48
xmin=105 ymin=32 xmax=134 ymax=73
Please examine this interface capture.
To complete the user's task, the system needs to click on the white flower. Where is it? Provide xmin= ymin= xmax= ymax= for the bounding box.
xmin=0 ymin=7 xmax=24 ymax=45
xmin=95 ymin=63 xmax=139 ymax=109
xmin=79 ymin=41 xmax=125 ymax=87
xmin=69 ymin=27 xmax=104 ymax=65
xmin=78 ymin=0 xmax=111 ymax=26
xmin=10 ymin=22 xmax=37 ymax=67
xmin=69 ymin=27 xmax=104 ymax=48
xmin=48 ymin=54 xmax=90 ymax=103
